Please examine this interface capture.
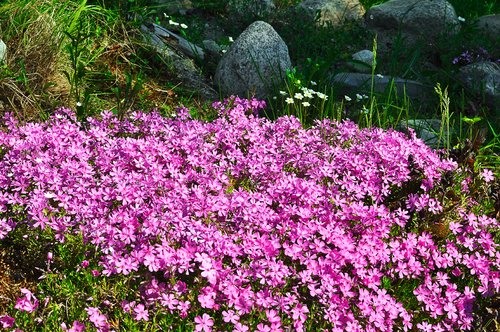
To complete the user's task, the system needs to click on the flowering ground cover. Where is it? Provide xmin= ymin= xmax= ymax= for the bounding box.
xmin=0 ymin=98 xmax=498 ymax=331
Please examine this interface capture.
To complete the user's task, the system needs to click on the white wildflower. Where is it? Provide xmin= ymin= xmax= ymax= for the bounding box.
xmin=316 ymin=92 xmax=328 ymax=100
xmin=302 ymin=101 xmax=310 ymax=107
xmin=180 ymin=23 xmax=188 ymax=29
xmin=303 ymin=91 xmax=314 ymax=98
xmin=458 ymin=16 xmax=465 ymax=22
xmin=285 ymin=97 xmax=294 ymax=104
xmin=279 ymin=90 xmax=287 ymax=95
xmin=345 ymin=95 xmax=352 ymax=102
xmin=169 ymin=20 xmax=179 ymax=26
xmin=294 ymin=93 xmax=304 ymax=100
xmin=310 ymin=81 xmax=317 ymax=86
xmin=228 ymin=36 xmax=234 ymax=42
xmin=376 ymin=74 xmax=384 ymax=79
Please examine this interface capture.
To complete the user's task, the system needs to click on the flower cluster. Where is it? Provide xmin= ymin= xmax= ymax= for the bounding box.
xmin=0 ymin=97 xmax=498 ymax=331
xmin=452 ymin=47 xmax=500 ymax=66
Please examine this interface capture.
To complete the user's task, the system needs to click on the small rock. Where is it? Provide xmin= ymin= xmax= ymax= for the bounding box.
xmin=398 ymin=119 xmax=452 ymax=148
xmin=296 ymin=0 xmax=365 ymax=27
xmin=214 ymin=21 xmax=292 ymax=99
xmin=0 ymin=39 xmax=6 ymax=63
xmin=203 ymin=40 xmax=223 ymax=57
xmin=346 ymin=50 xmax=374 ymax=73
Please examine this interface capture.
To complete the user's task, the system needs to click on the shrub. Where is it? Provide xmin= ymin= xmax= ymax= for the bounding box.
xmin=0 ymin=98 xmax=498 ymax=331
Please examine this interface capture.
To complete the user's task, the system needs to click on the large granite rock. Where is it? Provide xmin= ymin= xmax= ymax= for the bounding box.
xmin=458 ymin=61 xmax=500 ymax=112
xmin=214 ymin=21 xmax=292 ymax=99
xmin=365 ymin=0 xmax=459 ymax=52
xmin=297 ymin=0 xmax=365 ymax=27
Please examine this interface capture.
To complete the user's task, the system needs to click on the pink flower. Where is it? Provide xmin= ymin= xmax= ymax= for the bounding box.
xmin=194 ymin=313 xmax=214 ymax=332
xmin=133 ymin=304 xmax=149 ymax=321
xmin=481 ymin=168 xmax=494 ymax=183
xmin=0 ymin=315 xmax=15 ymax=328
xmin=222 ymin=310 xmax=239 ymax=324
xmin=61 ymin=320 xmax=86 ymax=332
xmin=14 ymin=288 xmax=39 ymax=313
xmin=85 ymin=307 xmax=109 ymax=330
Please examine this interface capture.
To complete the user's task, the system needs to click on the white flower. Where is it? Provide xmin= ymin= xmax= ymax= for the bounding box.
xmin=180 ymin=23 xmax=188 ymax=29
xmin=356 ymin=93 xmax=363 ymax=101
xmin=279 ymin=90 xmax=287 ymax=95
xmin=221 ymin=49 xmax=227 ymax=53
xmin=272 ymin=96 xmax=277 ymax=100
xmin=302 ymin=101 xmax=310 ymax=107
xmin=163 ymin=13 xmax=169 ymax=18
xmin=344 ymin=95 xmax=352 ymax=102
xmin=362 ymin=94 xmax=369 ymax=99
xmin=310 ymin=81 xmax=317 ymax=86
xmin=303 ymin=91 xmax=313 ymax=98
xmin=458 ymin=16 xmax=465 ymax=22
xmin=76 ymin=102 xmax=82 ymax=107
xmin=169 ymin=20 xmax=179 ymax=26
xmin=294 ymin=93 xmax=304 ymax=100
xmin=376 ymin=74 xmax=384 ymax=79
xmin=285 ymin=97 xmax=294 ymax=104
xmin=316 ymin=92 xmax=328 ymax=100
xmin=228 ymin=36 xmax=234 ymax=42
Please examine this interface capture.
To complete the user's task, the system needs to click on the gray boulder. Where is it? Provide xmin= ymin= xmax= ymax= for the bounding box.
xmin=476 ymin=14 xmax=500 ymax=44
xmin=365 ymin=0 xmax=459 ymax=51
xmin=458 ymin=61 xmax=500 ymax=112
xmin=229 ymin=0 xmax=276 ymax=18
xmin=297 ymin=0 xmax=365 ymax=27
xmin=158 ymin=0 xmax=193 ymax=15
xmin=330 ymin=72 xmax=432 ymax=104
xmin=214 ymin=21 xmax=292 ymax=99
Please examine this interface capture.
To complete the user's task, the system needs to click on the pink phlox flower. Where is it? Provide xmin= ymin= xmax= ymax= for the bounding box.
xmin=481 ymin=168 xmax=494 ymax=183
xmin=194 ymin=313 xmax=214 ymax=332
xmin=0 ymin=315 xmax=15 ymax=329
xmin=222 ymin=310 xmax=239 ymax=324
xmin=291 ymin=303 xmax=309 ymax=322
xmin=234 ymin=322 xmax=249 ymax=332
xmin=14 ymin=288 xmax=39 ymax=313
xmin=256 ymin=323 xmax=271 ymax=332
xmin=85 ymin=307 xmax=109 ymax=330
xmin=61 ymin=320 xmax=86 ymax=332
xmin=266 ymin=309 xmax=281 ymax=325
xmin=133 ymin=304 xmax=149 ymax=321
xmin=160 ymin=293 xmax=179 ymax=310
